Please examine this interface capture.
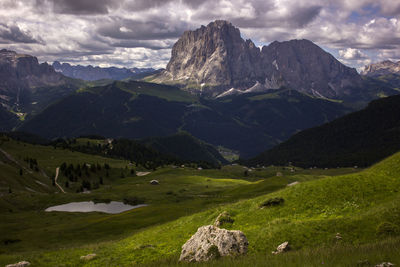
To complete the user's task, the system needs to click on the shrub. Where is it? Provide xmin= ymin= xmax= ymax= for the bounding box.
xmin=376 ymin=222 xmax=400 ymax=236
xmin=123 ymin=196 xmax=145 ymax=206
xmin=260 ymin=197 xmax=285 ymax=208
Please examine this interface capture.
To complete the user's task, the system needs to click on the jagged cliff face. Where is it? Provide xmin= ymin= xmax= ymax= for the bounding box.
xmin=261 ymin=40 xmax=362 ymax=98
xmin=0 ymin=49 xmax=65 ymax=110
xmin=361 ymin=60 xmax=400 ymax=77
xmin=154 ymin=20 xmax=362 ymax=98
xmin=156 ymin=20 xmax=263 ymax=94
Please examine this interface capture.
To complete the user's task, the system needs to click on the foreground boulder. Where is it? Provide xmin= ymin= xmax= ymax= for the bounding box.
xmin=179 ymin=225 xmax=248 ymax=262
xmin=6 ymin=261 xmax=30 ymax=267
xmin=272 ymin=241 xmax=290 ymax=254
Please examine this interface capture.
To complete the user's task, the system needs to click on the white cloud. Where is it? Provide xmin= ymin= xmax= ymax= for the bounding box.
xmin=339 ymin=48 xmax=368 ymax=60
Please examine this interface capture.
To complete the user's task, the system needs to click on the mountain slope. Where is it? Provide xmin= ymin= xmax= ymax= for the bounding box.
xmin=152 ymin=20 xmax=362 ymax=99
xmin=18 ymin=82 xmax=348 ymax=158
xmin=247 ymin=94 xmax=400 ymax=167
xmin=142 ymin=132 xmax=227 ymax=165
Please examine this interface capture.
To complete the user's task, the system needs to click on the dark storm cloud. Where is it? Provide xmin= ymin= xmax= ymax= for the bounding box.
xmin=97 ymin=19 xmax=189 ymax=40
xmin=37 ymin=0 xmax=120 ymax=15
xmin=289 ymin=5 xmax=322 ymax=27
xmin=0 ymin=23 xmax=43 ymax=44
xmin=124 ymin=0 xmax=208 ymax=11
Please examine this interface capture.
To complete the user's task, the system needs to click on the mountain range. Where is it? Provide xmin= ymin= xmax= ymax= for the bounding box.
xmin=1 ymin=20 xmax=400 ymax=159
xmin=152 ymin=20 xmax=363 ymax=99
xmin=52 ymin=61 xmax=160 ymax=81
xmin=361 ymin=60 xmax=400 ymax=77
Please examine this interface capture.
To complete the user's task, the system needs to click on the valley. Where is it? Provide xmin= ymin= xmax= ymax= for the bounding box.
xmin=1 ymin=8 xmax=400 ymax=267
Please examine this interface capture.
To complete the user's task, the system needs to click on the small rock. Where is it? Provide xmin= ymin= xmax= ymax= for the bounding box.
xmin=214 ymin=211 xmax=234 ymax=227
xmin=375 ymin=263 xmax=395 ymax=267
xmin=6 ymin=261 xmax=30 ymax=267
xmin=179 ymin=225 xmax=248 ymax=262
xmin=272 ymin=241 xmax=290 ymax=254
xmin=287 ymin=181 xmax=299 ymax=187
xmin=335 ymin=233 xmax=342 ymax=240
xmin=150 ymin=180 xmax=159 ymax=185
xmin=80 ymin=253 xmax=97 ymax=261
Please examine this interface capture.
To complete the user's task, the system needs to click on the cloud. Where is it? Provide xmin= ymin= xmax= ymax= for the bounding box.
xmin=339 ymin=48 xmax=368 ymax=60
xmin=0 ymin=0 xmax=399 ymax=69
xmin=96 ymin=19 xmax=189 ymax=40
xmin=37 ymin=0 xmax=120 ymax=15
xmin=0 ymin=23 xmax=43 ymax=44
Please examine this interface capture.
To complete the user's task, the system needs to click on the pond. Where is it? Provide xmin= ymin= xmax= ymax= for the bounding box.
xmin=45 ymin=201 xmax=147 ymax=214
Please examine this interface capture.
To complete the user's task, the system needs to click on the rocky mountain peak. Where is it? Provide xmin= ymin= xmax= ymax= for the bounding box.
xmin=153 ymin=21 xmax=363 ymax=98
xmin=361 ymin=60 xmax=400 ymax=77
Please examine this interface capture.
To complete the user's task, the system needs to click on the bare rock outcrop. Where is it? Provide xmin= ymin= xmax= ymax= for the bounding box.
xmin=179 ymin=225 xmax=248 ymax=262
xmin=5 ymin=261 xmax=31 ymax=267
xmin=272 ymin=241 xmax=291 ymax=254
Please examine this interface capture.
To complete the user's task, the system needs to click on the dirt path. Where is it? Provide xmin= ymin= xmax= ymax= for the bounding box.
xmin=54 ymin=167 xmax=65 ymax=193
xmin=136 ymin=171 xmax=151 ymax=176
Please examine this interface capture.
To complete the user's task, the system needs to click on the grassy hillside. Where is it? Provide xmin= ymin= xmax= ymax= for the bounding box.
xmin=248 ymin=94 xmax=400 ymax=168
xmin=2 ymin=138 xmax=400 ymax=265
xmin=0 ymin=137 xmax=368 ymax=267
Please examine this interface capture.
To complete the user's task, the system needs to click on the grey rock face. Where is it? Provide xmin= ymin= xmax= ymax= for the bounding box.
xmin=361 ymin=60 xmax=400 ymax=77
xmin=0 ymin=49 xmax=65 ymax=109
xmin=179 ymin=225 xmax=248 ymax=262
xmin=155 ymin=21 xmax=362 ymax=99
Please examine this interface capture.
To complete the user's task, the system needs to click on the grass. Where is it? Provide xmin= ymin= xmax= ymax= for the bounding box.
xmin=2 ymin=137 xmax=399 ymax=266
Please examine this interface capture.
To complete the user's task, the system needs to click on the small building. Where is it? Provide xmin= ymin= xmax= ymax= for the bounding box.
xmin=150 ymin=180 xmax=159 ymax=185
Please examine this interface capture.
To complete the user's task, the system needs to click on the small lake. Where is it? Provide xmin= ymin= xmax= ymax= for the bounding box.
xmin=45 ymin=201 xmax=147 ymax=214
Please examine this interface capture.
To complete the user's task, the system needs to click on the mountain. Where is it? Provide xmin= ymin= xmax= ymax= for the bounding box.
xmin=18 ymin=80 xmax=348 ymax=158
xmin=142 ymin=132 xmax=227 ymax=165
xmin=152 ymin=20 xmax=362 ymax=99
xmin=53 ymin=61 xmax=160 ymax=81
xmin=361 ymin=60 xmax=400 ymax=77
xmin=247 ymin=94 xmax=400 ymax=168
xmin=0 ymin=49 xmax=65 ymax=108
xmin=0 ymin=49 xmax=82 ymax=128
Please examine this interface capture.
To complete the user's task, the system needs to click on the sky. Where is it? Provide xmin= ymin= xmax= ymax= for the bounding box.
xmin=1 ymin=0 xmax=400 ymax=71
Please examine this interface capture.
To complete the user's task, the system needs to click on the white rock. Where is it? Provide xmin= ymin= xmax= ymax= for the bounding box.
xmin=179 ymin=225 xmax=248 ymax=262
xmin=272 ymin=241 xmax=290 ymax=254
xmin=80 ymin=253 xmax=97 ymax=261
xmin=6 ymin=261 xmax=30 ymax=267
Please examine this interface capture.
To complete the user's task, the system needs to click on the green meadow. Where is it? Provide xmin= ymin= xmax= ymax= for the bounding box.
xmin=1 ymin=136 xmax=399 ymax=266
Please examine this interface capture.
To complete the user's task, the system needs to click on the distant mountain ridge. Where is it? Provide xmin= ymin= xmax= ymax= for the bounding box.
xmin=152 ymin=20 xmax=362 ymax=98
xmin=361 ymin=60 xmax=400 ymax=77
xmin=53 ymin=61 xmax=160 ymax=81
xmin=0 ymin=49 xmax=66 ymax=108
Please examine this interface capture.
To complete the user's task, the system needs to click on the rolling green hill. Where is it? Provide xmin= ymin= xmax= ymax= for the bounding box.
xmin=18 ymin=82 xmax=349 ymax=158
xmin=247 ymin=94 xmax=400 ymax=168
xmin=1 ymin=139 xmax=399 ymax=266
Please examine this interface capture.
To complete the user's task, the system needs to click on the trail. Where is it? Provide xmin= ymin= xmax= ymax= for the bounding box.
xmin=136 ymin=171 xmax=151 ymax=176
xmin=54 ymin=167 xmax=65 ymax=193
